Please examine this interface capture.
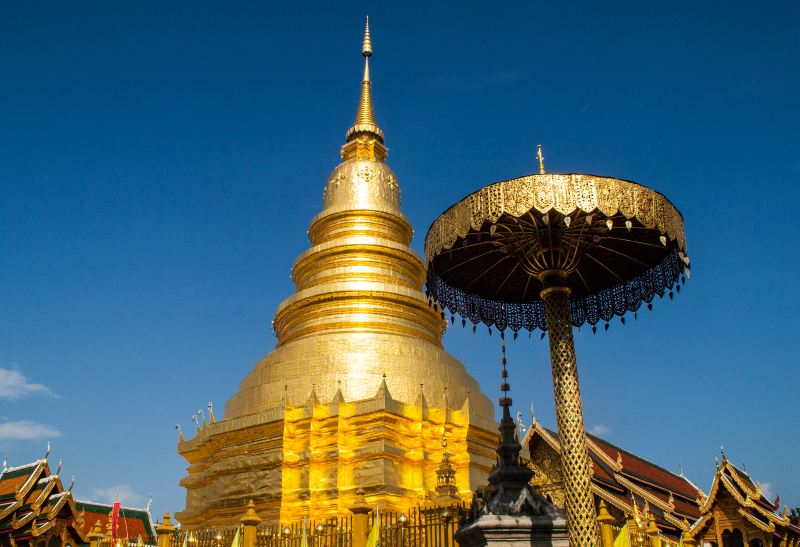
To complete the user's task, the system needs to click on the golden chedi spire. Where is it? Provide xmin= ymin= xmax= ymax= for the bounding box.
xmin=341 ymin=17 xmax=387 ymax=162
xmin=225 ymin=16 xmax=492 ymax=414
xmin=344 ymin=17 xmax=383 ymax=145
xmin=179 ymin=20 xmax=496 ymax=527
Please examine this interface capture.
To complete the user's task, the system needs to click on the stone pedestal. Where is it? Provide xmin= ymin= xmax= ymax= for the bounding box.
xmin=455 ymin=513 xmax=569 ymax=547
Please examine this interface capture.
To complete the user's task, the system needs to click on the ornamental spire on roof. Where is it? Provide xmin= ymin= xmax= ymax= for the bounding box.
xmin=345 ymin=17 xmax=384 ymax=144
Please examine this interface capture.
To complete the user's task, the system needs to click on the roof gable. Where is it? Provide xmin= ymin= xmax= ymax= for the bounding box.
xmin=0 ymin=451 xmax=86 ymax=544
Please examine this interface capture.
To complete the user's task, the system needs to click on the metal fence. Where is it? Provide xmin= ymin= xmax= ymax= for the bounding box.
xmin=95 ymin=540 xmax=159 ymax=547
xmin=256 ymin=515 xmax=352 ymax=547
xmin=371 ymin=505 xmax=466 ymax=547
xmin=172 ymin=504 xmax=466 ymax=547
xmin=173 ymin=526 xmax=240 ymax=547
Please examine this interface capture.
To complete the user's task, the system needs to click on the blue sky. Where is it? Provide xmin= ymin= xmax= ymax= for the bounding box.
xmin=1 ymin=1 xmax=798 ymax=518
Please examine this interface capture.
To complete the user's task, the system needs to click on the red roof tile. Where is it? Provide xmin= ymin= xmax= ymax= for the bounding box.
xmin=76 ymin=501 xmax=156 ymax=543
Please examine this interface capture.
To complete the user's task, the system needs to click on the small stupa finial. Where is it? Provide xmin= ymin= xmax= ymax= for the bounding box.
xmin=362 ymin=16 xmax=372 ymax=57
xmin=345 ymin=17 xmax=384 ymax=145
xmin=537 ymin=145 xmax=545 ymax=174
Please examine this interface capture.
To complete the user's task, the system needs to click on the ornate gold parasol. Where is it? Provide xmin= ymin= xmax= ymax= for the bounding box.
xmin=424 ymin=153 xmax=689 ymax=546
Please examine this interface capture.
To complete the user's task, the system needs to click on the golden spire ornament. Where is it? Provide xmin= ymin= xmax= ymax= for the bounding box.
xmin=345 ymin=16 xmax=383 ymax=145
xmin=537 ymin=144 xmax=545 ymax=174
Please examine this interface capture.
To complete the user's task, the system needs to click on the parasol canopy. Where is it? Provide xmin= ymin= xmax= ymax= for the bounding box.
xmin=424 ymin=173 xmax=689 ymax=332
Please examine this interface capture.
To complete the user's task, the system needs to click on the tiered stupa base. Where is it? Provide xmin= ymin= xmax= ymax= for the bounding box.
xmin=177 ymin=379 xmax=496 ymax=527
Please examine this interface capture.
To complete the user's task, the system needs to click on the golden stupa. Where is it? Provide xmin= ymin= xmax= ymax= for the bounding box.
xmin=176 ymin=20 xmax=497 ymax=527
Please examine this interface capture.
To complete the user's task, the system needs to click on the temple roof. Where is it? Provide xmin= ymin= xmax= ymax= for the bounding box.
xmin=75 ymin=501 xmax=156 ymax=543
xmin=688 ymin=455 xmax=800 ymax=539
xmin=0 ymin=449 xmax=86 ymax=544
xmin=523 ymin=422 xmax=702 ymax=533
xmin=522 ymin=422 xmax=800 ymax=541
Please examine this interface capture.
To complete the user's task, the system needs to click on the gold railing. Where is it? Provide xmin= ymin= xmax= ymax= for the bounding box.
xmin=155 ymin=503 xmax=466 ymax=547
xmin=95 ymin=539 xmax=159 ymax=547
xmin=370 ymin=505 xmax=465 ymax=546
xmin=256 ymin=516 xmax=352 ymax=546
xmin=175 ymin=526 xmax=240 ymax=547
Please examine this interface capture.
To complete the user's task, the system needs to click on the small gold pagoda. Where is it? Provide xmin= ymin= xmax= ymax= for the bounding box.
xmin=176 ymin=19 xmax=497 ymax=527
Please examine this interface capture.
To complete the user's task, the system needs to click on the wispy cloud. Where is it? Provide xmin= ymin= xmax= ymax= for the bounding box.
xmin=589 ymin=424 xmax=610 ymax=436
xmin=0 ymin=367 xmax=56 ymax=400
xmin=90 ymin=484 xmax=147 ymax=507
xmin=0 ymin=420 xmax=61 ymax=441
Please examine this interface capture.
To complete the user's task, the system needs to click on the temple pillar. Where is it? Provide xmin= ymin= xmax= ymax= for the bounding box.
xmin=349 ymin=488 xmax=370 ymax=547
xmin=596 ymin=501 xmax=616 ymax=547
xmin=156 ymin=513 xmax=176 ymax=547
xmin=240 ymin=501 xmax=261 ymax=547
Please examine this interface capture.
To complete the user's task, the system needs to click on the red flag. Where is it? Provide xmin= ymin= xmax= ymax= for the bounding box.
xmin=111 ymin=498 xmax=121 ymax=542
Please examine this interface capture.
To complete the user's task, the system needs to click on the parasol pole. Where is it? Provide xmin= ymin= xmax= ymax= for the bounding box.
xmin=541 ymin=276 xmax=596 ymax=547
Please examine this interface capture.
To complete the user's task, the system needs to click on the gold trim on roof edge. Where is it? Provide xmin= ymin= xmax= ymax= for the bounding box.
xmin=424 ymin=173 xmax=686 ymax=261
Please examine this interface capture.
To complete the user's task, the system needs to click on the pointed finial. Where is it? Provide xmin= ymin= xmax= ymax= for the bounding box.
xmin=175 ymin=424 xmax=184 ymax=443
xmin=362 ymin=16 xmax=372 ymax=57
xmin=207 ymin=402 xmax=216 ymax=423
xmin=536 ymin=145 xmax=545 ymax=174
xmin=344 ymin=17 xmax=384 ymax=145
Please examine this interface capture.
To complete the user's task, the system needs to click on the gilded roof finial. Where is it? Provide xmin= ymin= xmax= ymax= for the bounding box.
xmin=175 ymin=424 xmax=183 ymax=443
xmin=345 ymin=17 xmax=384 ymax=144
xmin=362 ymin=16 xmax=372 ymax=56
xmin=207 ymin=402 xmax=216 ymax=424
xmin=537 ymin=145 xmax=545 ymax=174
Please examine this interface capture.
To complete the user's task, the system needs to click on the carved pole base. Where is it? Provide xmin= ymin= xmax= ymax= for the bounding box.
xmin=541 ymin=284 xmax=597 ymax=547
